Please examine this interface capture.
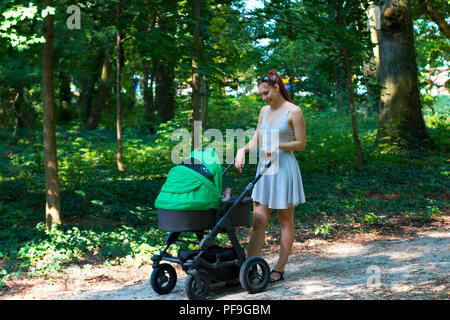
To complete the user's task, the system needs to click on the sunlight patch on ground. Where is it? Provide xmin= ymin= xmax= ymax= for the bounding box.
xmin=321 ymin=242 xmax=368 ymax=257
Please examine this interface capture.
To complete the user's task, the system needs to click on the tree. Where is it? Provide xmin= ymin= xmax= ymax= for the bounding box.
xmin=376 ymin=0 xmax=432 ymax=148
xmin=153 ymin=2 xmax=178 ymax=122
xmin=42 ymin=0 xmax=61 ymax=228
xmin=116 ymin=3 xmax=124 ymax=172
xmin=260 ymin=0 xmax=369 ymax=167
xmin=0 ymin=1 xmax=43 ymax=134
xmin=191 ymin=0 xmax=206 ymax=127
xmin=416 ymin=0 xmax=450 ymax=39
xmin=86 ymin=51 xmax=111 ymax=129
xmin=334 ymin=0 xmax=364 ymax=168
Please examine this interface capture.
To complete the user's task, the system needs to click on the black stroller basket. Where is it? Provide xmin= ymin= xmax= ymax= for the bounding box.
xmin=150 ymin=154 xmax=276 ymax=300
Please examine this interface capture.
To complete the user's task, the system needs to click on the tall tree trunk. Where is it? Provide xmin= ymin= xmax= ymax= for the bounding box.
xmin=10 ymin=90 xmax=21 ymax=138
xmin=342 ymin=46 xmax=364 ymax=168
xmin=191 ymin=0 xmax=201 ymax=122
xmin=286 ymin=26 xmax=295 ymax=98
xmin=58 ymin=71 xmax=72 ymax=123
xmin=336 ymin=0 xmax=363 ymax=169
xmin=116 ymin=27 xmax=124 ymax=172
xmin=154 ymin=60 xmax=175 ymax=122
xmin=366 ymin=3 xmax=381 ymax=79
xmin=42 ymin=0 xmax=61 ymax=229
xmin=200 ymin=76 xmax=208 ymax=127
xmin=376 ymin=0 xmax=431 ymax=148
xmin=154 ymin=3 xmax=177 ymax=123
xmin=191 ymin=0 xmax=203 ymax=149
xmin=143 ymin=60 xmax=154 ymax=123
xmin=363 ymin=2 xmax=381 ymax=112
xmin=87 ymin=51 xmax=111 ymax=129
xmin=81 ymin=59 xmax=102 ymax=124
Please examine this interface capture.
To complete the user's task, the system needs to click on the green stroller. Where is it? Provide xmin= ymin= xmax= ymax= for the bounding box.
xmin=151 ymin=147 xmax=275 ymax=299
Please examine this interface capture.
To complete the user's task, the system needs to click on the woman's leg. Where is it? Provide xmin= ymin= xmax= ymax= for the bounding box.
xmin=247 ymin=201 xmax=272 ymax=257
xmin=272 ymin=206 xmax=295 ymax=280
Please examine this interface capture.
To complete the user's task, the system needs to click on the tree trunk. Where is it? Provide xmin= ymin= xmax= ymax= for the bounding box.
xmin=191 ymin=0 xmax=201 ymax=124
xmin=366 ymin=3 xmax=381 ymax=79
xmin=363 ymin=2 xmax=381 ymax=112
xmin=42 ymin=0 xmax=61 ymax=229
xmin=11 ymin=90 xmax=21 ymax=138
xmin=116 ymin=28 xmax=124 ymax=172
xmin=336 ymin=0 xmax=363 ymax=169
xmin=376 ymin=0 xmax=431 ymax=148
xmin=143 ymin=60 xmax=154 ymax=123
xmin=81 ymin=60 xmax=101 ymax=124
xmin=200 ymin=76 xmax=208 ymax=127
xmin=58 ymin=71 xmax=72 ymax=123
xmin=87 ymin=51 xmax=111 ymax=129
xmin=286 ymin=26 xmax=295 ymax=99
xmin=154 ymin=3 xmax=177 ymax=123
xmin=191 ymin=0 xmax=207 ymax=148
xmin=154 ymin=60 xmax=175 ymax=122
xmin=342 ymin=46 xmax=364 ymax=169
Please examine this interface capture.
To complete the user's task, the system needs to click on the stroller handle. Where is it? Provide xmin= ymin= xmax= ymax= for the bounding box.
xmin=222 ymin=150 xmax=277 ymax=177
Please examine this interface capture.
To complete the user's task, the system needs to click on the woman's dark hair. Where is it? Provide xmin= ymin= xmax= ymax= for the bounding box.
xmin=257 ymin=69 xmax=293 ymax=103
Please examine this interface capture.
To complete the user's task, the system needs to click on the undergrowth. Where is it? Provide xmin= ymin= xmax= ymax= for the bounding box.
xmin=0 ymin=94 xmax=448 ymax=285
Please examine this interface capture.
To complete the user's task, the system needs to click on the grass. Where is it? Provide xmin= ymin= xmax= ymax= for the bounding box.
xmin=0 ymin=94 xmax=448 ymax=284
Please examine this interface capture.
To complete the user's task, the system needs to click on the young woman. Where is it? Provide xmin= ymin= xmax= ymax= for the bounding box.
xmin=235 ymin=70 xmax=306 ymax=283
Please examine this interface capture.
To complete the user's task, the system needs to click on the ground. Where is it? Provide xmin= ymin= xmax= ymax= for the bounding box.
xmin=1 ymin=215 xmax=449 ymax=300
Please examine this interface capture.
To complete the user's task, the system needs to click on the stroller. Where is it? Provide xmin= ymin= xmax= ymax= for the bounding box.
xmin=150 ymin=148 xmax=275 ymax=299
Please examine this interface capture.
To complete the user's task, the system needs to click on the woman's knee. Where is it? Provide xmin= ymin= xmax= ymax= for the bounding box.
xmin=252 ymin=213 xmax=268 ymax=230
xmin=277 ymin=208 xmax=294 ymax=229
xmin=252 ymin=204 xmax=271 ymax=230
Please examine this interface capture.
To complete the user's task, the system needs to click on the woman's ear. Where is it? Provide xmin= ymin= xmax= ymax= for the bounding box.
xmin=274 ymin=83 xmax=280 ymax=92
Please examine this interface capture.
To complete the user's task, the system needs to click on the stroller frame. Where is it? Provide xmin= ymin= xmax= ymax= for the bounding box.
xmin=150 ymin=153 xmax=276 ymax=299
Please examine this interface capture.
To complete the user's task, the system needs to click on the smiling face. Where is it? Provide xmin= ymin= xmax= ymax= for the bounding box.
xmin=258 ymin=82 xmax=280 ymax=106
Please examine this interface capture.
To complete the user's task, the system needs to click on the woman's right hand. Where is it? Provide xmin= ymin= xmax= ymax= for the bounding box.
xmin=234 ymin=148 xmax=246 ymax=173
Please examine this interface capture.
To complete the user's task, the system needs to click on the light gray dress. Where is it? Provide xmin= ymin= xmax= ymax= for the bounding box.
xmin=251 ymin=109 xmax=306 ymax=209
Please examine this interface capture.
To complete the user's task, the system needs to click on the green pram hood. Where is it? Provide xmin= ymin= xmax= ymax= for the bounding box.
xmin=154 ymin=148 xmax=223 ymax=211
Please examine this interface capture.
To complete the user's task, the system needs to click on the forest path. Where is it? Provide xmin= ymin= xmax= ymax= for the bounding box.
xmin=2 ymin=216 xmax=449 ymax=300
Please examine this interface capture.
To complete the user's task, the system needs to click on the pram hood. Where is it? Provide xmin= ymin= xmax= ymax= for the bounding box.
xmin=155 ymin=148 xmax=223 ymax=211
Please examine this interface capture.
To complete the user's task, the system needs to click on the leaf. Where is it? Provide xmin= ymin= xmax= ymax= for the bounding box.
xmin=41 ymin=6 xmax=56 ymax=19
xmin=75 ymin=190 xmax=86 ymax=198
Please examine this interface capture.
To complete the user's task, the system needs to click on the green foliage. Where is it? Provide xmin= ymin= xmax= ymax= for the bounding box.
xmin=313 ymin=214 xmax=337 ymax=236
xmin=1 ymin=222 xmax=167 ymax=277
xmin=256 ymin=0 xmax=373 ymax=110
xmin=413 ymin=18 xmax=449 ymax=71
xmin=1 ymin=97 xmax=448 ymax=285
xmin=361 ymin=213 xmax=389 ymax=226
xmin=408 ymin=204 xmax=442 ymax=223
xmin=0 ymin=2 xmax=46 ymax=51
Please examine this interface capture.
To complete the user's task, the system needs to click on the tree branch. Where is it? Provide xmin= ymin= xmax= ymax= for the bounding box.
xmin=417 ymin=0 xmax=450 ymax=39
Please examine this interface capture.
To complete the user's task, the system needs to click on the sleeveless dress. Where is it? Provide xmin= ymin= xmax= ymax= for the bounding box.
xmin=251 ymin=109 xmax=306 ymax=209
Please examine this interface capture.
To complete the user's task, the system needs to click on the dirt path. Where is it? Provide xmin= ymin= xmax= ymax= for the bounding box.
xmin=2 ymin=216 xmax=449 ymax=300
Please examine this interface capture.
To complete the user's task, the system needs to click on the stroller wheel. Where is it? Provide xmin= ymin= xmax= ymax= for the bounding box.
xmin=239 ymin=256 xmax=270 ymax=294
xmin=184 ymin=270 xmax=211 ymax=300
xmin=150 ymin=263 xmax=177 ymax=295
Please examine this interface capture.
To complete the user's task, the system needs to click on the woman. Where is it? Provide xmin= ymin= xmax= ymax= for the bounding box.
xmin=235 ymin=70 xmax=306 ymax=283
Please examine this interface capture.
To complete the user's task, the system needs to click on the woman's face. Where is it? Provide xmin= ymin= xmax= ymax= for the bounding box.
xmin=258 ymin=82 xmax=279 ymax=106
